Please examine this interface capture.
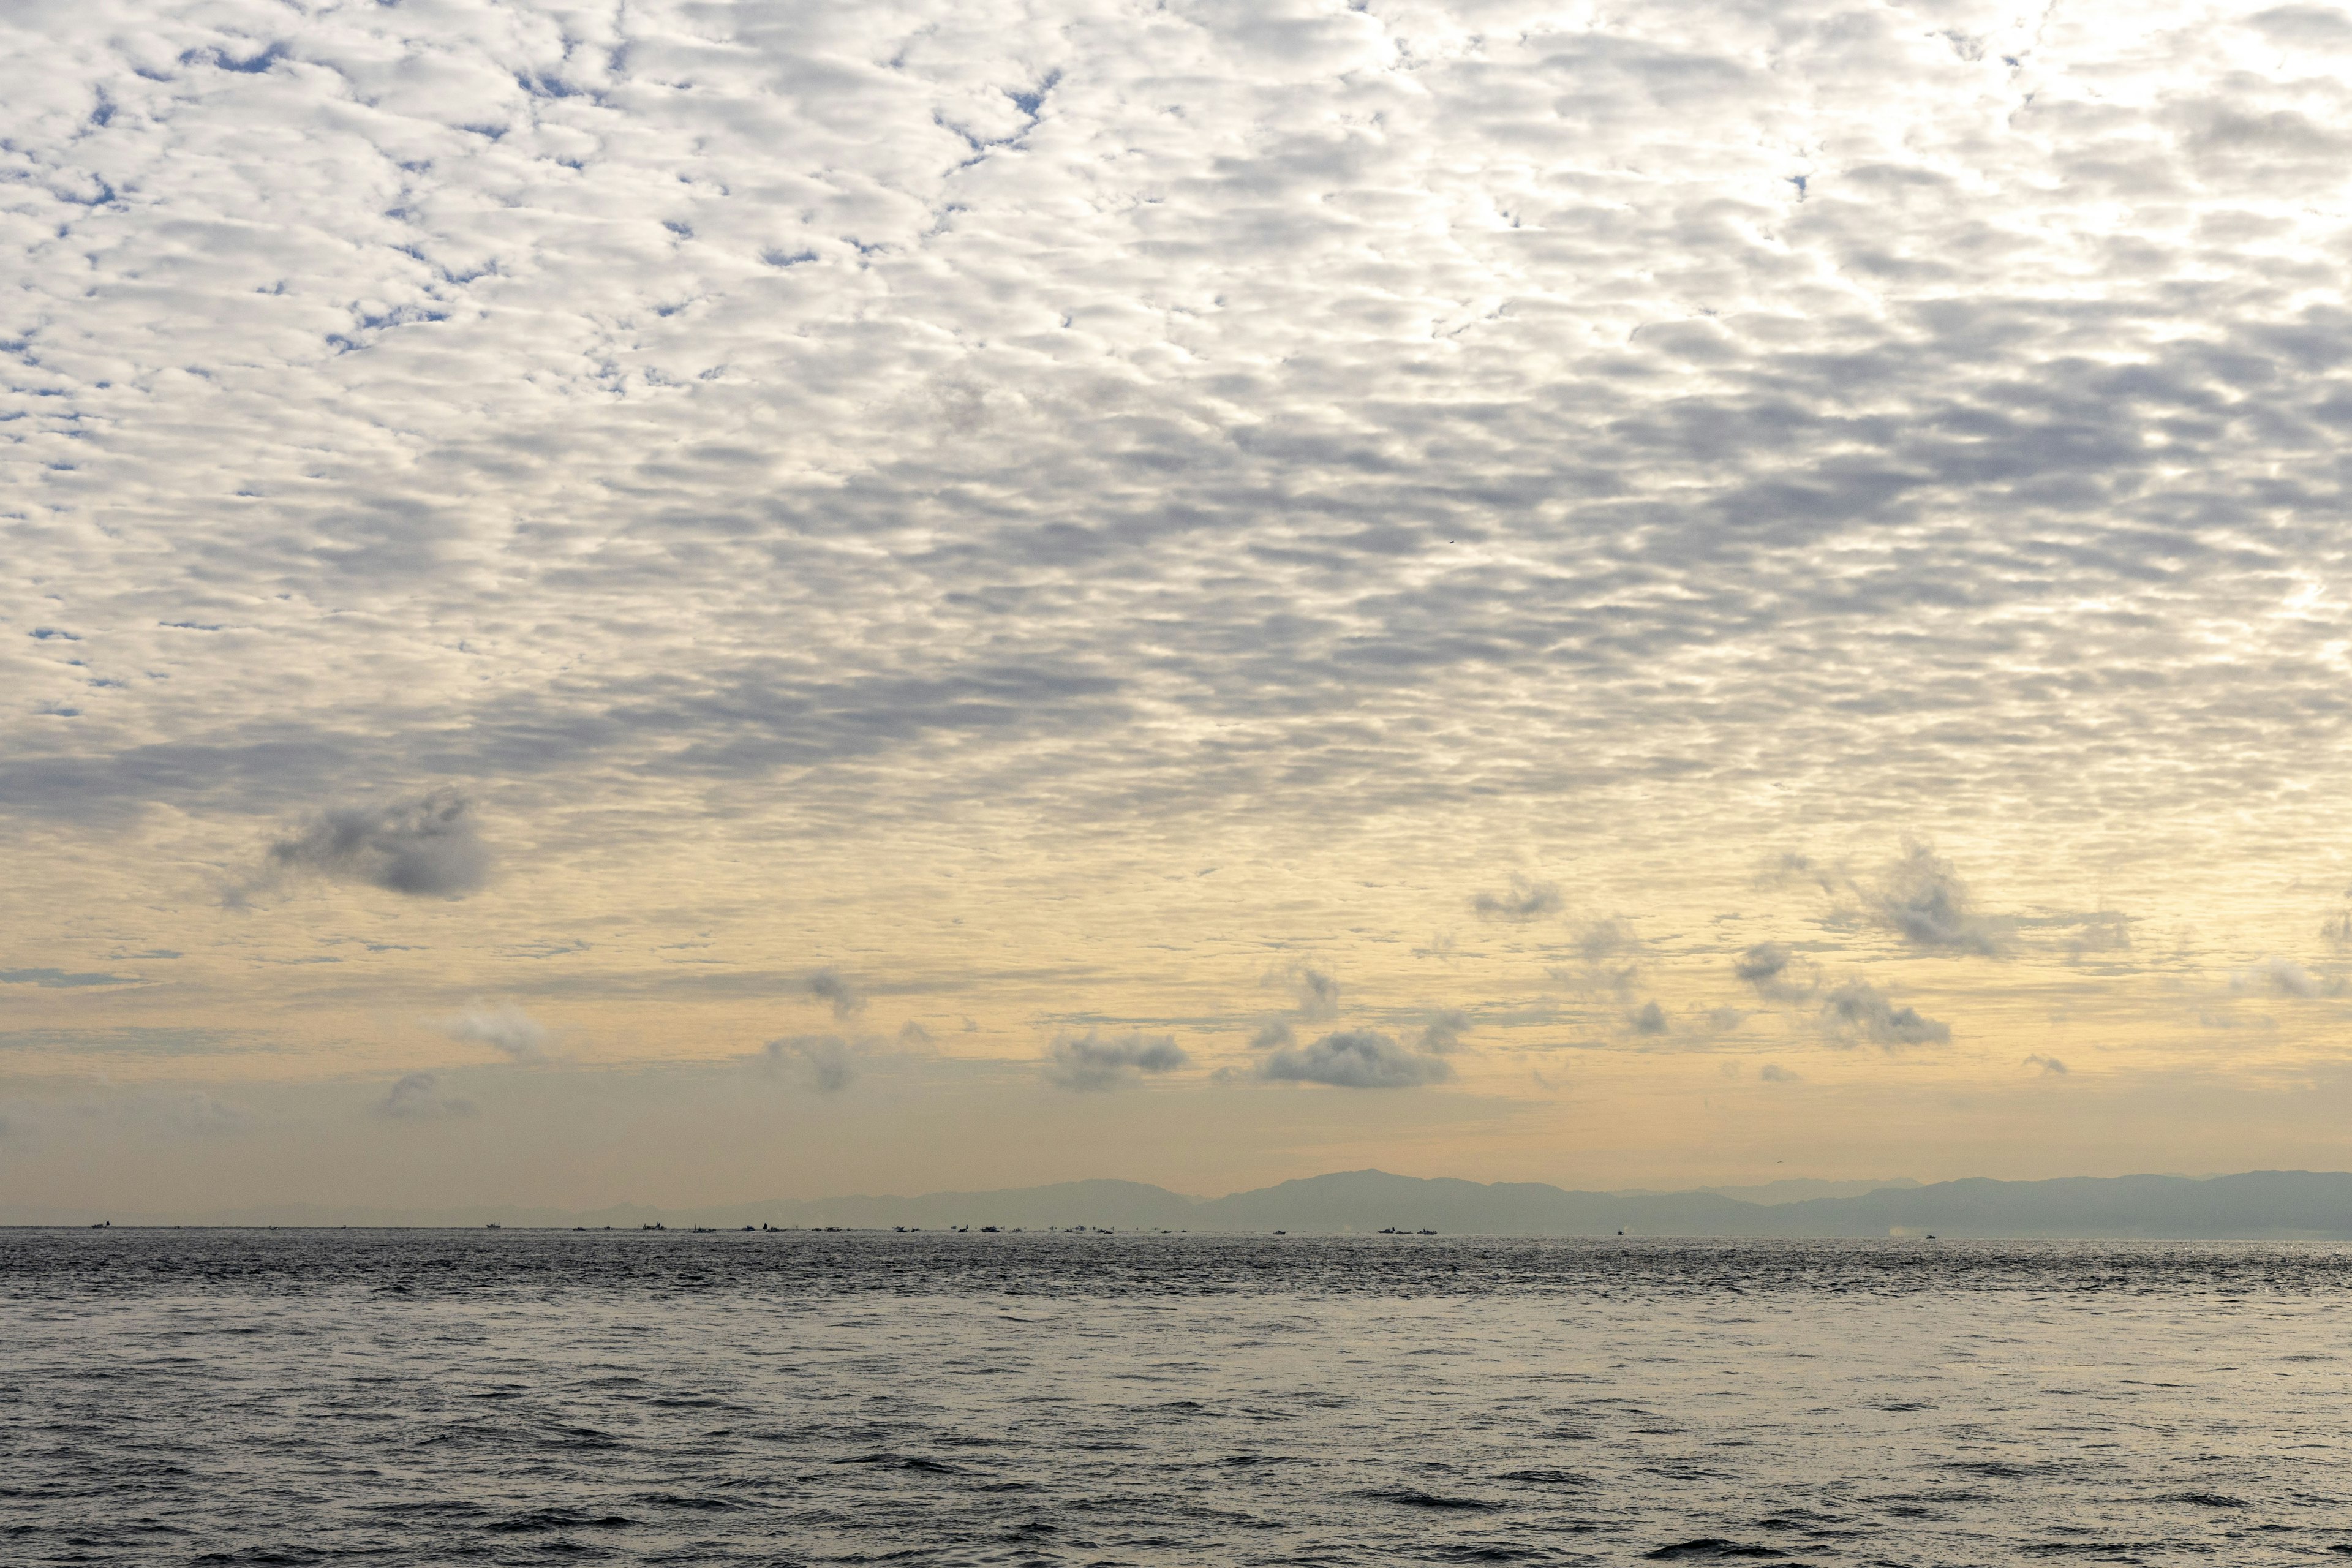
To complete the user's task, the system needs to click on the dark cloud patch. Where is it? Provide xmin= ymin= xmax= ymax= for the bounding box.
xmin=897 ymin=1019 xmax=935 ymax=1047
xmin=1471 ymin=875 xmax=1562 ymax=922
xmin=1415 ymin=1009 xmax=1472 ymax=1054
xmin=1250 ymin=1018 xmax=1295 ymax=1050
xmin=0 ymin=968 xmax=142 ymax=989
xmin=1547 ymin=919 xmax=1642 ymax=995
xmin=1863 ymin=843 xmax=2007 ymax=956
xmin=1044 ymin=1030 xmax=1188 ymax=1091
xmin=1821 ymin=981 xmax=1951 ymax=1047
xmin=2024 ymin=1054 xmax=2068 ymax=1076
xmin=2236 ymin=959 xmax=2323 ymax=998
xmin=1273 ymin=965 xmax=1341 ymax=1021
xmin=1627 ymin=1000 xmax=1669 ymax=1036
xmin=377 ymin=1071 xmax=474 ymax=1118
xmin=804 ymin=968 xmax=866 ymax=1020
xmin=1260 ymin=1028 xmax=1453 ymax=1088
xmin=246 ymin=788 xmax=489 ymax=902
xmin=1758 ymin=1063 xmax=1798 ymax=1083
xmin=763 ymin=1034 xmax=856 ymax=1092
xmin=1732 ymin=942 xmax=1818 ymax=1001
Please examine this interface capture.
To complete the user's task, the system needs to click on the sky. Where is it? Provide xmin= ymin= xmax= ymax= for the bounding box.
xmin=5 ymin=0 xmax=2352 ymax=1216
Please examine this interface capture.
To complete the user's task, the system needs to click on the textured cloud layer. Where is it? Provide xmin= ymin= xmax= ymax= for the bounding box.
xmin=4 ymin=0 xmax=2351 ymax=1199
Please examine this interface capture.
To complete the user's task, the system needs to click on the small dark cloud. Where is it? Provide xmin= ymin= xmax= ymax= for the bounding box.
xmin=1547 ymin=918 xmax=1641 ymax=995
xmin=897 ymin=1019 xmax=935 ymax=1047
xmin=1250 ymin=1017 xmax=1295 ymax=1050
xmin=156 ymin=1090 xmax=247 ymax=1134
xmin=1271 ymin=963 xmax=1341 ymax=1020
xmin=1627 ymin=1000 xmax=1668 ymax=1036
xmin=245 ymin=787 xmax=489 ymax=902
xmin=2324 ymin=910 xmax=2352 ymax=951
xmin=1863 ymin=842 xmax=2007 ymax=956
xmin=763 ymin=1033 xmax=856 ymax=1091
xmin=1415 ymin=1008 xmax=1472 ymax=1053
xmin=1758 ymin=851 xmax=1843 ymax=894
xmin=2024 ymin=1054 xmax=2068 ymax=1076
xmin=1758 ymin=1062 xmax=1798 ymax=1082
xmin=1821 ymin=980 xmax=1951 ymax=1047
xmin=1045 ymin=1029 xmax=1189 ymax=1090
xmin=1471 ymin=873 xmax=1562 ymax=922
xmin=1260 ymin=1028 xmax=1452 ymax=1088
xmin=377 ymin=1071 xmax=474 ymax=1118
xmin=2236 ymin=958 xmax=2322 ymax=998
xmin=804 ymin=967 xmax=865 ymax=1019
xmin=0 ymin=968 xmax=142 ymax=989
xmin=2058 ymin=913 xmax=2133 ymax=962
xmin=445 ymin=1005 xmax=549 ymax=1061
xmin=1733 ymin=941 xmax=1818 ymax=1001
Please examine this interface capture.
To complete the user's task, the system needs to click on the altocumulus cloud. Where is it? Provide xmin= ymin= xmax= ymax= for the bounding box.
xmin=1045 ymin=1030 xmax=1189 ymax=1091
xmin=1261 ymin=1029 xmax=1453 ymax=1089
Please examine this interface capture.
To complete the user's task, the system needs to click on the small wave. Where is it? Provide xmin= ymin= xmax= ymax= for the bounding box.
xmin=1360 ymin=1487 xmax=1501 ymax=1511
xmin=840 ymin=1452 xmax=962 ymax=1474
xmin=488 ymin=1510 xmax=638 ymax=1532
xmin=1642 ymin=1541 xmax=1787 ymax=1561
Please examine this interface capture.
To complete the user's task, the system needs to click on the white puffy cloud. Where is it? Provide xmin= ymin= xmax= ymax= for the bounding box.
xmin=445 ymin=1005 xmax=551 ymax=1062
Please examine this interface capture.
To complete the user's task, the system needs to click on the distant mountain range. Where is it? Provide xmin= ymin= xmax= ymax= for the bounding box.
xmin=14 ymin=1168 xmax=2352 ymax=1238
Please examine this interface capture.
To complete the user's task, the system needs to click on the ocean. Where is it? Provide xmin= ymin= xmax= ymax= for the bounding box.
xmin=4 ymin=1229 xmax=2348 ymax=1564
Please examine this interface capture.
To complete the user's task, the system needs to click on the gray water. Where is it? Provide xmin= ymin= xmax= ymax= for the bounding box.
xmin=5 ymin=1230 xmax=2350 ymax=1564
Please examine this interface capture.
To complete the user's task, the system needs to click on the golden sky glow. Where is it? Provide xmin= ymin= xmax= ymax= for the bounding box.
xmin=5 ymin=0 xmax=2351 ymax=1215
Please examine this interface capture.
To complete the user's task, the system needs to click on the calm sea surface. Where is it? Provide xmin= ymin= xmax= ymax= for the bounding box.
xmin=5 ymin=1231 xmax=2350 ymax=1565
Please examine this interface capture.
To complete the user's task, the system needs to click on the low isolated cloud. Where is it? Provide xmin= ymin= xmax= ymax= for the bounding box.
xmin=1546 ymin=918 xmax=1642 ymax=995
xmin=377 ymin=1071 xmax=474 ymax=1119
xmin=155 ymin=1090 xmax=247 ymax=1135
xmin=1273 ymin=964 xmax=1342 ymax=1020
xmin=247 ymin=788 xmax=489 ymax=902
xmin=2235 ymin=958 xmax=2323 ymax=998
xmin=1733 ymin=942 xmax=1819 ymax=1001
xmin=1627 ymin=1000 xmax=1669 ymax=1036
xmin=1821 ymin=981 xmax=1951 ymax=1047
xmin=1758 ymin=1063 xmax=1799 ymax=1083
xmin=1864 ymin=842 xmax=2007 ymax=956
xmin=445 ymin=1005 xmax=550 ymax=1062
xmin=897 ymin=1019 xmax=935 ymax=1047
xmin=763 ymin=1033 xmax=856 ymax=1092
xmin=1471 ymin=874 xmax=1562 ymax=922
xmin=2024 ymin=1054 xmax=2068 ymax=1076
xmin=1415 ymin=1009 xmax=1472 ymax=1053
xmin=1261 ymin=1028 xmax=1452 ymax=1088
xmin=804 ymin=967 xmax=866 ymax=1019
xmin=1250 ymin=1018 xmax=1296 ymax=1050
xmin=1046 ymin=1030 xmax=1189 ymax=1090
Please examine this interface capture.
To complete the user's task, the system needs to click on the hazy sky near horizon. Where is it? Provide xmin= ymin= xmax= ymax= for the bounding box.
xmin=6 ymin=0 xmax=2352 ymax=1215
